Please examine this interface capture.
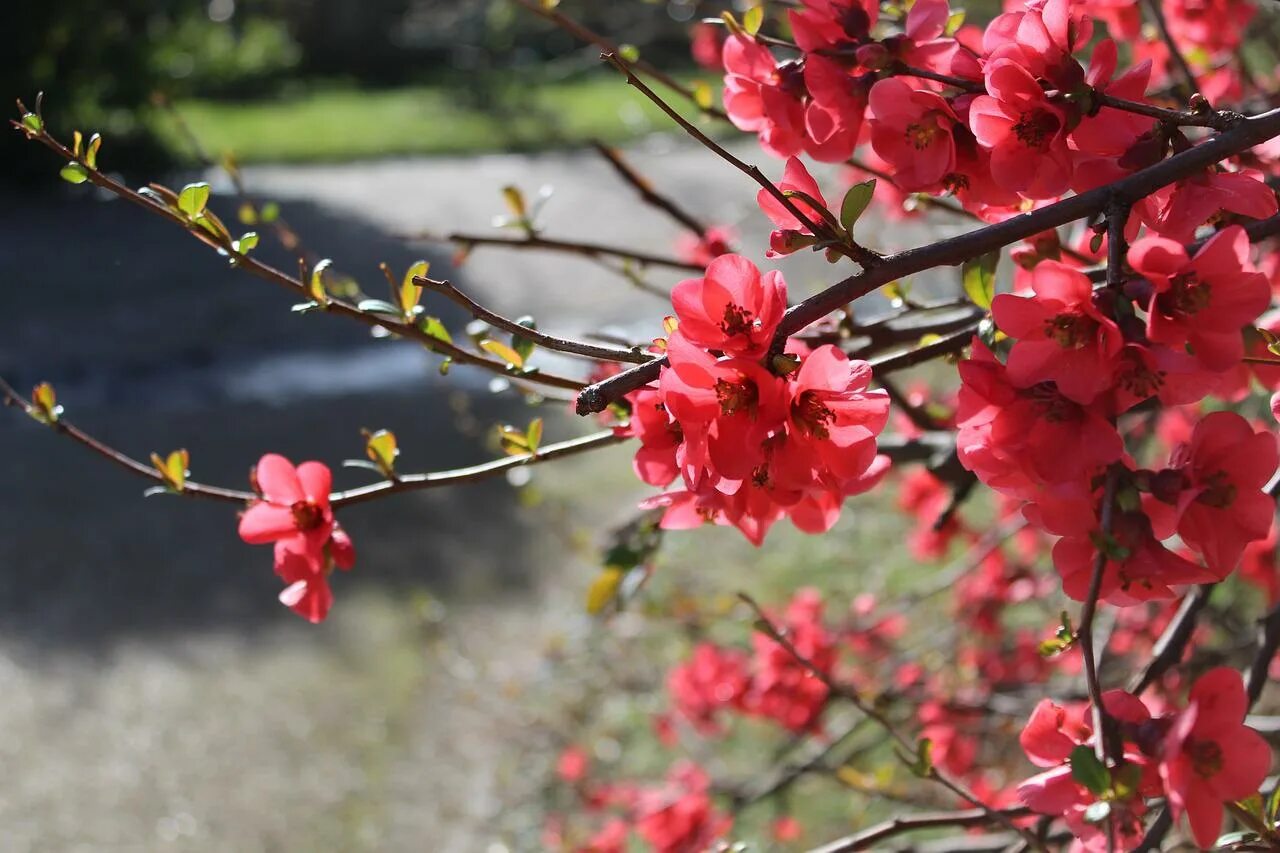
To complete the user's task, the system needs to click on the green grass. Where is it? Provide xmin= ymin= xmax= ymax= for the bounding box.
xmin=152 ymin=74 xmax=710 ymax=164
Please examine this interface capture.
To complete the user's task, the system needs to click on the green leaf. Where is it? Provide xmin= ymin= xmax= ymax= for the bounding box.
xmin=481 ymin=339 xmax=524 ymax=369
xmin=150 ymin=449 xmax=189 ymax=491
xmin=498 ymin=424 xmax=529 ymax=455
xmin=512 ymin=315 xmax=537 ymax=365
xmin=618 ymin=43 xmax=641 ymax=63
xmin=840 ymin=179 xmax=876 ymax=231
xmin=356 ymin=299 xmax=401 ymax=316
xmin=1069 ymin=746 xmax=1111 ymax=795
xmin=363 ymin=428 xmax=399 ymax=476
xmin=29 ymin=382 xmax=62 ymax=424
xmin=259 ymin=202 xmax=280 ymax=223
xmin=177 ymin=182 xmax=211 ymax=218
xmin=83 ymin=133 xmax=102 ymax=169
xmin=526 ymin=418 xmax=543 ymax=454
xmin=1215 ymin=831 xmax=1262 ymax=850
xmin=944 ymin=9 xmax=965 ymax=35
xmin=742 ymin=5 xmax=764 ymax=35
xmin=233 ymin=232 xmax=259 ymax=254
xmin=962 ymin=251 xmax=999 ymax=310
xmin=59 ymin=163 xmax=89 ymax=184
xmin=420 ymin=316 xmax=453 ymax=345
xmin=20 ymin=113 xmax=42 ymax=133
xmin=309 ymin=258 xmax=333 ymax=304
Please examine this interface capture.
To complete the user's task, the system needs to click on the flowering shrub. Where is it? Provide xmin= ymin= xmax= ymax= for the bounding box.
xmin=9 ymin=0 xmax=1280 ymax=848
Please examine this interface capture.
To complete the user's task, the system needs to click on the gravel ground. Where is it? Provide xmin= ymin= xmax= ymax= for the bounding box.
xmin=0 ymin=136 xmax=949 ymax=851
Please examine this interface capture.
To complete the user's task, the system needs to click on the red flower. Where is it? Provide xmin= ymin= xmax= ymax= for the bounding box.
xmin=670 ymin=255 xmax=787 ymax=358
xmin=722 ymin=35 xmax=807 ymax=159
xmin=1160 ymin=668 xmax=1271 ymax=849
xmin=867 ymin=78 xmax=960 ymax=192
xmin=1145 ymin=411 xmax=1278 ymax=575
xmin=757 ymin=157 xmax=831 ymax=257
xmin=1136 ymin=167 xmax=1278 ymax=244
xmin=969 ymin=59 xmax=1073 ymax=199
xmin=634 ymin=763 xmax=731 ymax=853
xmin=239 ymin=454 xmax=355 ymax=623
xmin=1129 ymin=225 xmax=1271 ymax=370
xmin=667 ymin=642 xmax=750 ymax=735
xmin=992 ymin=260 xmax=1124 ymax=403
xmin=675 ymin=224 xmax=736 ymax=268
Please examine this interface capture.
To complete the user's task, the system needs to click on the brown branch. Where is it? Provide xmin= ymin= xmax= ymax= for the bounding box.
xmin=416 ymin=229 xmax=704 ymax=273
xmin=1127 ymin=585 xmax=1215 ymax=694
xmin=591 ymin=142 xmax=709 ymax=237
xmin=807 ymin=807 xmax=1035 ymax=853
xmin=1079 ymin=467 xmax=1121 ymax=772
xmin=414 ymin=276 xmax=655 ymax=364
xmin=16 ymin=124 xmax=586 ymax=393
xmin=1246 ymin=600 xmax=1280 ymax=708
xmin=329 ymin=430 xmax=625 ymax=509
xmin=600 ymin=51 xmax=883 ymax=269
xmin=1140 ymin=0 xmax=1202 ymax=98
xmin=509 ymin=0 xmax=730 ymax=120
xmin=576 ymin=107 xmax=1280 ymax=414
xmin=0 ymin=375 xmax=253 ymax=505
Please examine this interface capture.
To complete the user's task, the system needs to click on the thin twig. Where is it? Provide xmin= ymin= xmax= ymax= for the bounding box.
xmin=1078 ymin=466 xmax=1121 ymax=769
xmin=414 ymin=276 xmax=654 ymax=364
xmin=807 ymin=807 xmax=1034 ymax=853
xmin=1246 ymin=601 xmax=1280 ymax=707
xmin=0 ymin=375 xmax=253 ymax=505
xmin=415 ymin=229 xmax=703 ymax=273
xmin=1127 ymin=585 xmax=1215 ymax=694
xmin=591 ymin=142 xmax=709 ymax=237
xmin=1141 ymin=0 xmax=1202 ymax=98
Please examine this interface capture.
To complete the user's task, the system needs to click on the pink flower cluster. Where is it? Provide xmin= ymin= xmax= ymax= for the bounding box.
xmin=958 ymin=225 xmax=1278 ymax=605
xmin=620 ymin=254 xmax=891 ymax=545
xmin=1018 ymin=668 xmax=1270 ymax=849
xmin=722 ymin=0 xmax=1276 ymax=230
xmin=238 ymin=454 xmax=354 ymax=622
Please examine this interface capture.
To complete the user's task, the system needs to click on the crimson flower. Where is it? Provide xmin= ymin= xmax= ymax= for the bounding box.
xmin=1128 ymin=225 xmax=1271 ymax=370
xmin=867 ymin=78 xmax=960 ymax=192
xmin=1160 ymin=668 xmax=1271 ymax=848
xmin=670 ymin=254 xmax=787 ymax=358
xmin=969 ymin=59 xmax=1073 ymax=199
xmin=992 ymin=260 xmax=1124 ymax=403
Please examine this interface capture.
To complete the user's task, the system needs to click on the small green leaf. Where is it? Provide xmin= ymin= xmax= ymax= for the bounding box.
xmin=59 ymin=162 xmax=89 ymax=184
xmin=1215 ymin=831 xmax=1262 ymax=850
xmin=233 ymin=232 xmax=259 ymax=254
xmin=962 ymin=251 xmax=999 ymax=310
xmin=840 ymin=179 xmax=876 ymax=231
xmin=177 ymin=182 xmax=211 ymax=218
xmin=692 ymin=81 xmax=713 ymax=111
xmin=84 ymin=133 xmax=102 ymax=169
xmin=309 ymin=258 xmax=333 ymax=305
xmin=72 ymin=130 xmax=83 ymax=157
xmin=363 ymin=428 xmax=399 ymax=477
xmin=150 ymin=449 xmax=189 ymax=492
xmin=356 ymin=299 xmax=401 ymax=316
xmin=481 ymin=339 xmax=524 ymax=369
xmin=420 ymin=316 xmax=453 ymax=345
xmin=498 ymin=424 xmax=529 ymax=455
xmin=238 ymin=203 xmax=258 ymax=225
xmin=526 ymin=418 xmax=543 ymax=454
xmin=29 ymin=382 xmax=62 ymax=424
xmin=20 ymin=113 xmax=42 ymax=133
xmin=944 ymin=9 xmax=965 ymax=35
xmin=618 ymin=43 xmax=641 ymax=63
xmin=742 ymin=5 xmax=764 ymax=35
xmin=1258 ymin=327 xmax=1280 ymax=357
xmin=1069 ymin=746 xmax=1111 ymax=796
xmin=259 ymin=202 xmax=280 ymax=223
xmin=501 ymin=185 xmax=526 ymax=219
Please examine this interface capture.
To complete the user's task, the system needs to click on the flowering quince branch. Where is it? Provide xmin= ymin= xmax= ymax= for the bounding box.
xmin=12 ymin=120 xmax=587 ymax=394
xmin=1126 ymin=584 xmax=1215 ymax=694
xmin=1140 ymin=0 xmax=1202 ymax=99
xmin=0 ymin=375 xmax=254 ymax=504
xmin=577 ymin=106 xmax=1280 ymax=414
xmin=410 ymin=276 xmax=655 ymax=364
xmin=1076 ymin=467 xmax=1121 ymax=762
xmin=413 ymin=229 xmax=706 ymax=274
xmin=808 ymin=805 xmax=1035 ymax=853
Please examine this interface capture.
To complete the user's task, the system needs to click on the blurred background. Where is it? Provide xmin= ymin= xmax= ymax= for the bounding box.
xmin=0 ymin=2 xmax=965 ymax=851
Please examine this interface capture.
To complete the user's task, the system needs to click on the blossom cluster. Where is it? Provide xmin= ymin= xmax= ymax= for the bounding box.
xmin=1018 ymin=668 xmax=1269 ymax=850
xmin=619 ymin=254 xmax=892 ymax=544
xmin=957 ymin=224 xmax=1278 ymax=606
xmin=722 ymin=0 xmax=1274 ymax=230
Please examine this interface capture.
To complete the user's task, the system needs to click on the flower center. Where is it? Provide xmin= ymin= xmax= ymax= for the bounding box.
xmin=1012 ymin=109 xmax=1058 ymax=149
xmin=793 ymin=391 xmax=836 ymax=439
xmin=904 ymin=122 xmax=940 ymax=150
xmin=840 ymin=5 xmax=871 ymax=39
xmin=291 ymin=500 xmax=324 ymax=530
xmin=1197 ymin=470 xmax=1237 ymax=509
xmin=1158 ymin=272 xmax=1211 ymax=317
xmin=1187 ymin=738 xmax=1224 ymax=778
xmin=721 ymin=302 xmax=758 ymax=339
xmin=1115 ymin=352 xmax=1165 ymax=398
xmin=1043 ymin=312 xmax=1097 ymax=349
xmin=774 ymin=59 xmax=808 ymax=99
xmin=1029 ymin=384 xmax=1081 ymax=423
xmin=715 ymin=377 xmax=760 ymax=417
